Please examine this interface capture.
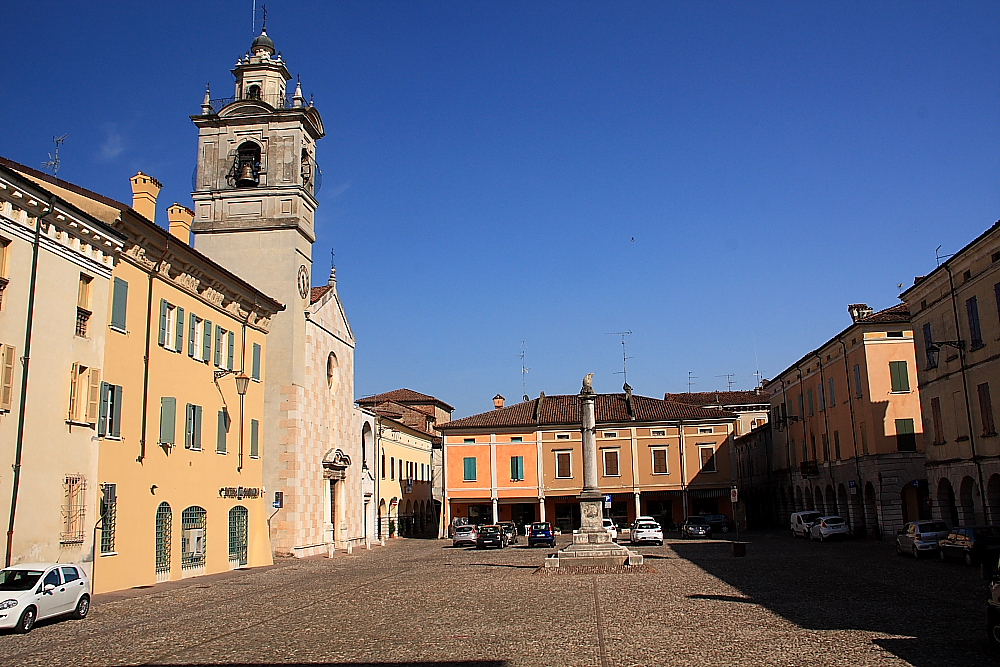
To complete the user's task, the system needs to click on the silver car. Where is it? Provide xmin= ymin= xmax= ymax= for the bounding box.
xmin=895 ymin=520 xmax=950 ymax=558
xmin=452 ymin=525 xmax=478 ymax=548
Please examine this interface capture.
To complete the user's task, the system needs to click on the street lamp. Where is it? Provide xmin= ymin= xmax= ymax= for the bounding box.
xmin=214 ymin=369 xmax=251 ymax=471
xmin=234 ymin=372 xmax=250 ymax=396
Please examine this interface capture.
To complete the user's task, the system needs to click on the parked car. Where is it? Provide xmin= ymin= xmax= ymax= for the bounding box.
xmin=452 ymin=524 xmax=479 ymax=548
xmin=632 ymin=516 xmax=656 ymax=531
xmin=703 ymin=514 xmax=734 ymax=534
xmin=0 ymin=563 xmax=90 ymax=633
xmin=895 ymin=520 xmax=950 ymax=558
xmin=790 ymin=511 xmax=823 ymax=538
xmin=528 ymin=521 xmax=556 ymax=548
xmin=808 ymin=516 xmax=850 ymax=542
xmin=680 ymin=516 xmax=712 ymax=539
xmin=939 ymin=526 xmax=1000 ymax=566
xmin=499 ymin=521 xmax=519 ymax=545
xmin=631 ymin=521 xmax=663 ymax=546
xmin=476 ymin=524 xmax=508 ymax=549
xmin=448 ymin=517 xmax=471 ymax=539
xmin=603 ymin=518 xmax=618 ymax=541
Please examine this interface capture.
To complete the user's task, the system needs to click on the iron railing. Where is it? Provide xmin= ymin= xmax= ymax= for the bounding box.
xmin=209 ymin=93 xmax=296 ymax=114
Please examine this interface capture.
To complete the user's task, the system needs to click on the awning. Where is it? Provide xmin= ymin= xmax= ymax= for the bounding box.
xmin=688 ymin=488 xmax=731 ymax=499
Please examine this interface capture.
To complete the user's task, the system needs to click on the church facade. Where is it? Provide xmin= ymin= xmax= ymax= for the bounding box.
xmin=188 ymin=27 xmax=373 ymax=556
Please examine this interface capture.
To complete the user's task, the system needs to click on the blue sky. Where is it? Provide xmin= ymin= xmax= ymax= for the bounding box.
xmin=2 ymin=1 xmax=997 ymax=417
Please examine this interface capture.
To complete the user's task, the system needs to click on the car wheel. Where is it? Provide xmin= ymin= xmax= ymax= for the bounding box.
xmin=14 ymin=606 xmax=36 ymax=634
xmin=966 ymin=552 xmax=975 ymax=567
xmin=71 ymin=594 xmax=90 ymax=620
xmin=721 ymin=525 xmax=730 ymax=533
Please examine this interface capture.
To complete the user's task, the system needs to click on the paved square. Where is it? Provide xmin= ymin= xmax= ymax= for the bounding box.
xmin=1 ymin=532 xmax=994 ymax=667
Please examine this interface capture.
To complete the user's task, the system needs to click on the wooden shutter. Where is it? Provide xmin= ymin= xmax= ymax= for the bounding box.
xmin=111 ymin=385 xmax=123 ymax=437
xmin=184 ymin=403 xmax=194 ymax=449
xmin=252 ymin=343 xmax=261 ymax=381
xmin=86 ymin=368 xmax=101 ymax=424
xmin=175 ymin=307 xmax=184 ymax=352
xmin=604 ymin=450 xmax=619 ymax=476
xmin=98 ymin=382 xmax=110 ymax=437
xmin=214 ymin=326 xmax=222 ymax=367
xmin=0 ymin=344 xmax=15 ymax=411
xmin=68 ymin=362 xmax=79 ymax=420
xmin=250 ymin=419 xmax=259 ymax=457
xmin=217 ymin=409 xmax=228 ymax=453
xmin=510 ymin=456 xmax=518 ymax=481
xmin=159 ymin=397 xmax=176 ymax=445
xmin=463 ymin=457 xmax=476 ymax=481
xmin=157 ymin=299 xmax=167 ymax=346
xmin=652 ymin=448 xmax=667 ymax=474
xmin=890 ymin=361 xmax=909 ymax=392
xmin=227 ymin=331 xmax=235 ymax=370
xmin=203 ymin=320 xmax=212 ymax=362
xmin=187 ymin=315 xmax=196 ymax=357
xmin=111 ymin=278 xmax=128 ymax=331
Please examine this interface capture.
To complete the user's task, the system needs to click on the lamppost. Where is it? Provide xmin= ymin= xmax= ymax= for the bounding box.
xmin=215 ymin=369 xmax=250 ymax=471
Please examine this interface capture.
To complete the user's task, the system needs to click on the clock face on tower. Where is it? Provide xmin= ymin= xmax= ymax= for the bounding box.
xmin=297 ymin=265 xmax=310 ymax=299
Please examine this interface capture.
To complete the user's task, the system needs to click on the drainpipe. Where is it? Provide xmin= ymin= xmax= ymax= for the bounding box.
xmin=814 ymin=352 xmax=833 ymax=473
xmin=838 ymin=335 xmax=867 ymax=534
xmin=138 ymin=238 xmax=170 ymax=463
xmin=678 ymin=420 xmax=688 ymax=519
xmin=797 ymin=366 xmax=808 ymax=500
xmin=944 ymin=264 xmax=990 ymax=522
xmin=5 ymin=199 xmax=55 ymax=567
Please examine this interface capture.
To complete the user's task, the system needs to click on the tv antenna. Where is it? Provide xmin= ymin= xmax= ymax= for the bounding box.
xmin=41 ymin=134 xmax=68 ymax=177
xmin=687 ymin=372 xmax=698 ymax=393
xmin=252 ymin=2 xmax=267 ymax=36
xmin=518 ymin=341 xmax=530 ymax=402
xmin=716 ymin=373 xmax=736 ymax=391
xmin=606 ymin=331 xmax=632 ymax=386
xmin=935 ymin=245 xmax=955 ymax=267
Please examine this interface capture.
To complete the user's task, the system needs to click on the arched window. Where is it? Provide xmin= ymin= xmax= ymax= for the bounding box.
xmin=155 ymin=502 xmax=172 ymax=582
xmin=327 ymin=352 xmax=339 ymax=392
xmin=181 ymin=506 xmax=207 ymax=571
xmin=245 ymin=84 xmax=262 ymax=100
xmin=229 ymin=142 xmax=261 ymax=188
xmin=229 ymin=506 xmax=249 ymax=568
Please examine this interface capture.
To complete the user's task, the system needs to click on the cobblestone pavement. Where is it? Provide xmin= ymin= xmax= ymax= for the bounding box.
xmin=1 ymin=531 xmax=996 ymax=667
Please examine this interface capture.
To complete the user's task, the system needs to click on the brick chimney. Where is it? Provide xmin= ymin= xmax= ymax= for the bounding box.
xmin=493 ymin=394 xmax=505 ymax=409
xmin=847 ymin=303 xmax=874 ymax=323
xmin=130 ymin=172 xmax=162 ymax=223
xmin=167 ymin=203 xmax=195 ymax=244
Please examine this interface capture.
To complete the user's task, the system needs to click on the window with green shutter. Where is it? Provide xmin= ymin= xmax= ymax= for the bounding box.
xmin=217 ymin=409 xmax=229 ymax=453
xmin=174 ymin=307 xmax=184 ymax=352
xmin=889 ymin=361 xmax=910 ymax=392
xmin=187 ymin=314 xmax=197 ymax=357
xmin=110 ymin=278 xmax=128 ymax=332
xmin=510 ymin=455 xmax=524 ymax=481
xmin=214 ymin=325 xmax=223 ymax=367
xmin=157 ymin=299 xmax=168 ymax=347
xmin=202 ymin=320 xmax=212 ymax=363
xmin=227 ymin=331 xmax=235 ymax=370
xmin=184 ymin=404 xmax=202 ymax=450
xmin=159 ymin=397 xmax=176 ymax=445
xmin=250 ymin=419 xmax=259 ymax=458
xmin=252 ymin=343 xmax=262 ymax=381
xmin=895 ymin=418 xmax=916 ymax=452
xmin=463 ymin=456 xmax=477 ymax=481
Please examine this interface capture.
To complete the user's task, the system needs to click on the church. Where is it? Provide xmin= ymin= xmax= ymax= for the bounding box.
xmin=188 ymin=25 xmax=375 ymax=557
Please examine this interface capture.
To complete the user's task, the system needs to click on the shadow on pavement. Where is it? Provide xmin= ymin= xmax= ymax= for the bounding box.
xmin=149 ymin=664 xmax=506 ymax=667
xmin=671 ymin=533 xmax=997 ymax=667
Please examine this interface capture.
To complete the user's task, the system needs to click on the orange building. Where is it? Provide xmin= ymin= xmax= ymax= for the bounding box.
xmin=439 ymin=390 xmax=738 ymax=532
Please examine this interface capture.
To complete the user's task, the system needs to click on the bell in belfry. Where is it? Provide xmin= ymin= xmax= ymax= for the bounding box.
xmin=235 ymin=160 xmax=258 ymax=188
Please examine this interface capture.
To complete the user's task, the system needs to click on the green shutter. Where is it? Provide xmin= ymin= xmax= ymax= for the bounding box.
xmin=187 ymin=315 xmax=196 ymax=357
xmin=896 ymin=418 xmax=915 ymax=435
xmin=203 ymin=320 xmax=212 ymax=362
xmin=98 ymin=382 xmax=110 ymax=437
xmin=250 ymin=419 xmax=259 ymax=458
xmin=510 ymin=456 xmax=516 ymax=480
xmin=184 ymin=403 xmax=194 ymax=449
xmin=111 ymin=385 xmax=123 ymax=437
xmin=217 ymin=409 xmax=228 ymax=453
xmin=252 ymin=343 xmax=261 ymax=381
xmin=194 ymin=405 xmax=203 ymax=450
xmin=214 ymin=326 xmax=222 ymax=367
xmin=110 ymin=278 xmax=128 ymax=331
xmin=157 ymin=299 xmax=167 ymax=347
xmin=890 ymin=361 xmax=910 ymax=392
xmin=159 ymin=397 xmax=176 ymax=445
xmin=227 ymin=331 xmax=235 ymax=370
xmin=463 ymin=457 xmax=476 ymax=481
xmin=175 ymin=307 xmax=184 ymax=352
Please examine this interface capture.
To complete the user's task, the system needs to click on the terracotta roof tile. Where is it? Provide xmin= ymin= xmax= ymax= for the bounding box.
xmin=310 ymin=285 xmax=333 ymax=304
xmin=664 ymin=390 xmax=770 ymax=406
xmin=858 ymin=302 xmax=910 ymax=324
xmin=357 ymin=388 xmax=455 ymax=412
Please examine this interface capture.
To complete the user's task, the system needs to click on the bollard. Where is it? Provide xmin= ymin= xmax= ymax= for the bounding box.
xmin=347 ymin=541 xmax=353 ymax=554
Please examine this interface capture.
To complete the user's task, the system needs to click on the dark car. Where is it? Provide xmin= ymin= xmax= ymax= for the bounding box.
xmin=938 ymin=525 xmax=1000 ymax=566
xmin=476 ymin=524 xmax=508 ymax=549
xmin=499 ymin=521 xmax=519 ymax=545
xmin=702 ymin=514 xmax=734 ymax=534
xmin=528 ymin=521 xmax=556 ymax=548
xmin=680 ymin=516 xmax=713 ymax=539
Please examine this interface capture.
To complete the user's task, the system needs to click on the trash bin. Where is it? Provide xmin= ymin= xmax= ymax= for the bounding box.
xmin=732 ymin=542 xmax=747 ymax=557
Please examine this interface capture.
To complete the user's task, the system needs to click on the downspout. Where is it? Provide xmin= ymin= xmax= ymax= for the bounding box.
xmin=814 ymin=352 xmax=832 ymax=473
xmin=138 ymin=237 xmax=170 ymax=463
xmin=678 ymin=420 xmax=688 ymax=519
xmin=376 ymin=416 xmax=382 ymax=540
xmin=944 ymin=264 xmax=990 ymax=521
xmin=5 ymin=199 xmax=54 ymax=567
xmin=838 ymin=335 xmax=866 ymax=533
xmin=237 ymin=313 xmax=248 ymax=473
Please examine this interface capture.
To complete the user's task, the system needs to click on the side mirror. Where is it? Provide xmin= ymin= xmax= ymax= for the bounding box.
xmin=43 ymin=583 xmax=56 ymax=593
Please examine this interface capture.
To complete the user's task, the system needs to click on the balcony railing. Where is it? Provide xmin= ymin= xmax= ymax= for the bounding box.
xmin=209 ymin=93 xmax=295 ymax=114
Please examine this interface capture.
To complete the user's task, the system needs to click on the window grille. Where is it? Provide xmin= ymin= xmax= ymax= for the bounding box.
xmin=229 ymin=506 xmax=249 ymax=568
xmin=75 ymin=307 xmax=90 ymax=337
xmin=181 ymin=506 xmax=207 ymax=570
xmin=61 ymin=474 xmax=87 ymax=543
xmin=100 ymin=483 xmax=117 ymax=554
xmin=155 ymin=502 xmax=172 ymax=581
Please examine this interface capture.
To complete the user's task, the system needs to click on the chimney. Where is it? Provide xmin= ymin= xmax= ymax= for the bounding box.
xmin=167 ymin=203 xmax=195 ymax=244
xmin=493 ymin=394 xmax=505 ymax=409
xmin=847 ymin=303 xmax=874 ymax=323
xmin=130 ymin=172 xmax=162 ymax=223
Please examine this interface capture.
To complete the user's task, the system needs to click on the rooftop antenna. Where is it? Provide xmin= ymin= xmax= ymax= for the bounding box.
xmin=753 ymin=336 xmax=762 ymax=388
xmin=935 ymin=245 xmax=955 ymax=267
xmin=687 ymin=372 xmax=698 ymax=393
xmin=41 ymin=134 xmax=68 ymax=177
xmin=518 ymin=342 xmax=530 ymax=402
xmin=606 ymin=331 xmax=632 ymax=387
xmin=716 ymin=373 xmax=736 ymax=391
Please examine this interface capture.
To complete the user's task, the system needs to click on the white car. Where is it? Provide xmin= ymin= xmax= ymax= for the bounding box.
xmin=631 ymin=521 xmax=663 ymax=546
xmin=809 ymin=516 xmax=850 ymax=542
xmin=790 ymin=511 xmax=822 ymax=538
xmin=603 ymin=518 xmax=618 ymax=542
xmin=0 ymin=563 xmax=90 ymax=633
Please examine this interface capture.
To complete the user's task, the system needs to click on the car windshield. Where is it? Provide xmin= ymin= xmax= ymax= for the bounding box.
xmin=917 ymin=522 xmax=949 ymax=533
xmin=686 ymin=517 xmax=707 ymax=525
xmin=480 ymin=526 xmax=500 ymax=535
xmin=800 ymin=513 xmax=821 ymax=522
xmin=704 ymin=515 xmax=725 ymax=521
xmin=531 ymin=523 xmax=550 ymax=531
xmin=824 ymin=517 xmax=845 ymax=525
xmin=975 ymin=527 xmax=1000 ymax=539
xmin=0 ymin=569 xmax=44 ymax=591
xmin=636 ymin=523 xmax=659 ymax=530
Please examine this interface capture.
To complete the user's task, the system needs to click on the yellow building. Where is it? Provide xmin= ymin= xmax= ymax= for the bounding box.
xmin=6 ymin=159 xmax=283 ymax=592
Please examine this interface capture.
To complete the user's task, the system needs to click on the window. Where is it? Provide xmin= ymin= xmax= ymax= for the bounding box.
xmin=510 ymin=455 xmax=524 ymax=481
xmin=603 ymin=431 xmax=618 ymax=438
xmin=0 ymin=344 xmax=15 ymax=411
xmin=931 ymin=396 xmax=945 ymax=444
xmin=76 ymin=274 xmax=92 ymax=337
xmin=953 ymin=391 xmax=968 ymax=439
xmin=100 ymin=483 xmax=117 ymax=554
xmin=790 ymin=439 xmax=796 ymax=465
xmin=390 ymin=457 xmax=395 ymax=479
xmin=896 ymin=418 xmax=917 ymax=452
xmin=651 ymin=430 xmax=666 ymax=437
xmin=798 ymin=394 xmax=804 ymax=417
xmin=110 ymin=277 xmax=128 ymax=332
xmin=213 ymin=327 xmax=235 ymax=370
xmin=159 ymin=397 xmax=176 ymax=446
xmin=0 ymin=239 xmax=8 ymax=311
xmin=887 ymin=331 xmax=904 ymax=338
xmin=555 ymin=451 xmax=572 ymax=478
xmin=854 ymin=365 xmax=863 ymax=398
xmin=833 ymin=431 xmax=841 ymax=460
xmin=181 ymin=506 xmax=207 ymax=570
xmin=187 ymin=315 xmax=204 ymax=359
xmin=810 ymin=434 xmax=817 ymax=460
xmin=923 ymin=323 xmax=938 ymax=369
xmin=463 ymin=438 xmax=475 ymax=443
xmin=651 ymin=447 xmax=668 ymax=474
xmin=463 ymin=457 xmax=477 ymax=481
xmin=822 ymin=433 xmax=830 ymax=460
xmin=381 ymin=452 xmax=386 ymax=479
xmin=698 ymin=427 xmax=713 ymax=434
xmin=556 ymin=433 xmax=570 ymax=440
xmin=979 ymin=383 xmax=996 ymax=436
xmin=603 ymin=449 xmax=620 ymax=476
xmin=699 ymin=445 xmax=717 ymax=472
xmin=819 ymin=383 xmax=826 ymax=411
xmin=68 ymin=363 xmax=101 ymax=424
xmin=201 ymin=319 xmax=213 ymax=363
xmin=252 ymin=343 xmax=262 ymax=381
xmin=510 ymin=436 xmax=523 ymax=443
xmin=158 ymin=300 xmax=184 ymax=352
xmin=184 ymin=403 xmax=203 ymax=450
xmin=250 ymin=419 xmax=260 ymax=458
xmin=889 ymin=361 xmax=910 ymax=393
xmin=214 ymin=325 xmax=224 ymax=367
xmin=61 ymin=475 xmax=86 ymax=543
xmin=227 ymin=331 xmax=235 ymax=370
xmin=968 ymin=296 xmax=984 ymax=349
xmin=98 ymin=382 xmax=123 ymax=438
xmin=807 ymin=389 xmax=815 ymax=416
xmin=216 ymin=410 xmax=228 ymax=453
xmin=828 ymin=378 xmax=836 ymax=406
xmin=61 ymin=567 xmax=80 ymax=583
xmin=860 ymin=422 xmax=869 ymax=454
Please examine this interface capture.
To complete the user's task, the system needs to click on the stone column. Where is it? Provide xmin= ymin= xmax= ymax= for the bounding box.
xmin=575 ymin=374 xmax=610 ymax=544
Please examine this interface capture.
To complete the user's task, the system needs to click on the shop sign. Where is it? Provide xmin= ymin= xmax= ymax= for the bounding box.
xmin=219 ymin=486 xmax=262 ymax=500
